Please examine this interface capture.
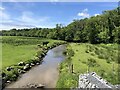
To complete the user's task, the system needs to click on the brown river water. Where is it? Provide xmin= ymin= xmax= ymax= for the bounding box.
xmin=6 ymin=45 xmax=66 ymax=88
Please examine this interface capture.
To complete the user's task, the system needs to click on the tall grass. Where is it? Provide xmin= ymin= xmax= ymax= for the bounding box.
xmin=57 ymin=43 xmax=119 ymax=88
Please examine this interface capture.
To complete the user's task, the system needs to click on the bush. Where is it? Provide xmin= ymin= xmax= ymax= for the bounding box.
xmin=106 ymin=59 xmax=111 ymax=63
xmin=67 ymin=49 xmax=74 ymax=57
xmin=63 ymin=51 xmax=67 ymax=55
xmin=87 ymin=58 xmax=97 ymax=67
xmin=90 ymin=52 xmax=95 ymax=56
xmin=85 ymin=50 xmax=89 ymax=53
xmin=98 ymin=54 xmax=105 ymax=59
xmin=82 ymin=61 xmax=86 ymax=64
xmin=95 ymin=50 xmax=101 ymax=56
xmin=56 ymin=73 xmax=78 ymax=88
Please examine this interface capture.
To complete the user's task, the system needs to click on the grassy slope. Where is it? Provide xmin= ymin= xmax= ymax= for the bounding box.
xmin=71 ymin=43 xmax=118 ymax=73
xmin=57 ymin=43 xmax=119 ymax=88
xmin=2 ymin=36 xmax=64 ymax=69
xmin=2 ymin=44 xmax=36 ymax=68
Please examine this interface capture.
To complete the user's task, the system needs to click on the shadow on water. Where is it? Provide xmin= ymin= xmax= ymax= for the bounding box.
xmin=6 ymin=45 xmax=66 ymax=88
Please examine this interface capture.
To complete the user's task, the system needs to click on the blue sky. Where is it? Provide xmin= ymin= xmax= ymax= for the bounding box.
xmin=0 ymin=2 xmax=118 ymax=30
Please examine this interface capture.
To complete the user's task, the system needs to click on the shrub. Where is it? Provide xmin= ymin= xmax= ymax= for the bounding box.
xmin=85 ymin=50 xmax=89 ymax=53
xmin=56 ymin=73 xmax=78 ymax=88
xmin=67 ymin=49 xmax=74 ymax=57
xmin=87 ymin=58 xmax=97 ymax=67
xmin=95 ymin=50 xmax=101 ymax=56
xmin=63 ymin=51 xmax=67 ymax=55
xmin=98 ymin=54 xmax=105 ymax=59
xmin=82 ymin=61 xmax=86 ymax=64
xmin=91 ymin=52 xmax=95 ymax=56
xmin=106 ymin=59 xmax=111 ymax=63
xmin=99 ymin=69 xmax=105 ymax=77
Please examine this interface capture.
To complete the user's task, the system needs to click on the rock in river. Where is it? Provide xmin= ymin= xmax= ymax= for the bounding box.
xmin=22 ymin=83 xmax=45 ymax=88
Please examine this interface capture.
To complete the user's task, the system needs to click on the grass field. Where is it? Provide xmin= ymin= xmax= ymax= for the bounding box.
xmin=2 ymin=44 xmax=37 ymax=68
xmin=2 ymin=36 xmax=66 ymax=87
xmin=2 ymin=36 xmax=64 ymax=69
xmin=57 ymin=43 xmax=119 ymax=88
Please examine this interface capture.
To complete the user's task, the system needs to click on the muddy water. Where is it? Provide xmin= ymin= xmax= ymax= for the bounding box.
xmin=7 ymin=45 xmax=66 ymax=88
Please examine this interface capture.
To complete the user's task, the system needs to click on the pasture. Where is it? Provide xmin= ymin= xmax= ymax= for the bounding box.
xmin=57 ymin=43 xmax=119 ymax=88
xmin=2 ymin=36 xmax=64 ymax=69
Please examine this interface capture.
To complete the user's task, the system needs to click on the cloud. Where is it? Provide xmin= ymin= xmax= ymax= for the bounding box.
xmin=0 ymin=6 xmax=5 ymax=11
xmin=83 ymin=8 xmax=88 ymax=12
xmin=94 ymin=14 xmax=100 ymax=16
xmin=1 ymin=22 xmax=36 ymax=27
xmin=77 ymin=8 xmax=90 ymax=18
xmin=0 ymin=10 xmax=50 ymax=30
xmin=17 ymin=11 xmax=49 ymax=25
xmin=0 ymin=24 xmax=35 ymax=30
xmin=78 ymin=13 xmax=89 ymax=17
xmin=0 ymin=3 xmax=51 ymax=30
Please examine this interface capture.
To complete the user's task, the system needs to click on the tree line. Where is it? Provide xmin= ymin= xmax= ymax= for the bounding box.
xmin=1 ymin=7 xmax=120 ymax=44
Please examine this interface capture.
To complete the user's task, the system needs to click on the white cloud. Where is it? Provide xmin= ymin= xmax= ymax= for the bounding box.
xmin=17 ymin=11 xmax=49 ymax=25
xmin=0 ymin=24 xmax=35 ymax=30
xmin=0 ymin=6 xmax=5 ymax=11
xmin=0 ymin=10 xmax=50 ymax=30
xmin=77 ymin=8 xmax=90 ymax=18
xmin=94 ymin=14 xmax=100 ymax=16
xmin=83 ymin=8 xmax=88 ymax=12
xmin=78 ymin=13 xmax=89 ymax=18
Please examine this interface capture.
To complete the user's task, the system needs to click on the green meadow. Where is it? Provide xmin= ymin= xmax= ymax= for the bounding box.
xmin=2 ymin=44 xmax=36 ymax=68
xmin=1 ymin=36 xmax=66 ymax=87
xmin=2 ymin=36 xmax=64 ymax=69
xmin=57 ymin=43 xmax=119 ymax=88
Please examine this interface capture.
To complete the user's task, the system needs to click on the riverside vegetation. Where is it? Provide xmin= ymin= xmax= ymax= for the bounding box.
xmin=56 ymin=43 xmax=119 ymax=88
xmin=1 ymin=36 xmax=66 ymax=88
xmin=1 ymin=7 xmax=120 ymax=88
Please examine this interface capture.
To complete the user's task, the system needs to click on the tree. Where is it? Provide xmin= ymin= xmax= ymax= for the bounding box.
xmin=1 ymin=7 xmax=119 ymax=44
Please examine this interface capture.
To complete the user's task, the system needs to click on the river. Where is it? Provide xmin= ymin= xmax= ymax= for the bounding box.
xmin=6 ymin=45 xmax=66 ymax=88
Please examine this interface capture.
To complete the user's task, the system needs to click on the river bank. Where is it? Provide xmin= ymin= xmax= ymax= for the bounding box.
xmin=2 ymin=39 xmax=66 ymax=89
xmin=57 ymin=43 xmax=119 ymax=88
xmin=6 ymin=45 xmax=66 ymax=88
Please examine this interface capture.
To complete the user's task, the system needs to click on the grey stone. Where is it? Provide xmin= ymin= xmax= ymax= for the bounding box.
xmin=18 ymin=62 xmax=25 ymax=66
xmin=22 ymin=83 xmax=45 ymax=88
xmin=31 ymin=63 xmax=35 ymax=66
xmin=78 ymin=72 xmax=118 ymax=89
xmin=36 ymin=84 xmax=45 ymax=88
xmin=23 ymin=64 xmax=30 ymax=71
xmin=36 ymin=63 xmax=40 ymax=65
xmin=6 ymin=80 xmax=11 ymax=83
xmin=6 ymin=67 xmax=12 ymax=71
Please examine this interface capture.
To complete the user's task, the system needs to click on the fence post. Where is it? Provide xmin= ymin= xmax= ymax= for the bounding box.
xmin=71 ymin=64 xmax=73 ymax=73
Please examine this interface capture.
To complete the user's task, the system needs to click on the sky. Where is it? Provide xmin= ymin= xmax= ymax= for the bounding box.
xmin=0 ymin=1 xmax=119 ymax=30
